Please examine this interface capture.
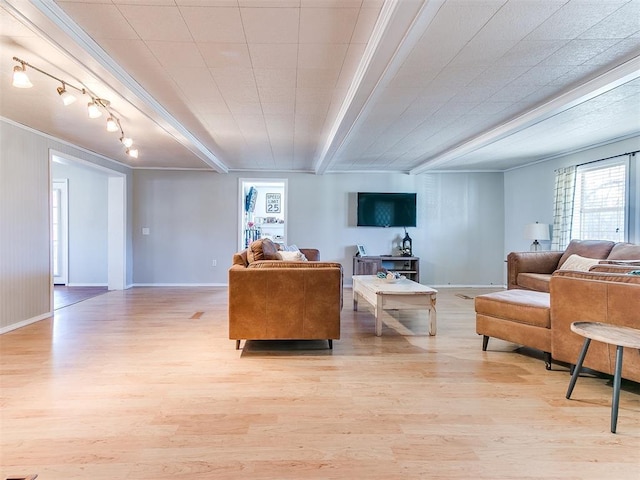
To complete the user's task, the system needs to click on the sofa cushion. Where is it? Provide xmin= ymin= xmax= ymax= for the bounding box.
xmin=607 ymin=242 xmax=640 ymax=261
xmin=247 ymin=238 xmax=279 ymax=263
xmin=277 ymin=250 xmax=308 ymax=261
xmin=475 ymin=289 xmax=550 ymax=329
xmin=557 ymin=254 xmax=600 ymax=272
xmin=558 ymin=239 xmax=615 ymax=268
xmin=517 ymin=273 xmax=552 ymax=293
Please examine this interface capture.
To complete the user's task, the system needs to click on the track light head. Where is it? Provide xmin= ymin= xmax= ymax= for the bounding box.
xmin=126 ymin=148 xmax=138 ymax=159
xmin=106 ymin=117 xmax=119 ymax=132
xmin=12 ymin=64 xmax=32 ymax=88
xmin=57 ymin=85 xmax=77 ymax=106
xmin=87 ymin=100 xmax=102 ymax=119
xmin=120 ymin=136 xmax=133 ymax=148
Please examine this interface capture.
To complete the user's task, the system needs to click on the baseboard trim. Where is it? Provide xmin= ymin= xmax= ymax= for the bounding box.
xmin=131 ymin=283 xmax=228 ymax=287
xmin=345 ymin=284 xmax=506 ymax=289
xmin=1 ymin=312 xmax=52 ymax=335
xmin=66 ymin=283 xmax=108 ymax=287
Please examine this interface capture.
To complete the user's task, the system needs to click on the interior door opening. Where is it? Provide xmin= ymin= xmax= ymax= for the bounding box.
xmin=239 ymin=179 xmax=287 ymax=251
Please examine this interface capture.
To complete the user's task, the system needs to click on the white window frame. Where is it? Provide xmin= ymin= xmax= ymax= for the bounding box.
xmin=571 ymin=156 xmax=629 ymax=242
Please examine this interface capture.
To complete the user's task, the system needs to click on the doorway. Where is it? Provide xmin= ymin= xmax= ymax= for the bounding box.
xmin=239 ymin=179 xmax=287 ymax=251
xmin=50 ymin=150 xmax=126 ymax=311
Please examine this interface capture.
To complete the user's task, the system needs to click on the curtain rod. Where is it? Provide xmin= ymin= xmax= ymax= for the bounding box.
xmin=578 ymin=149 xmax=638 ymax=167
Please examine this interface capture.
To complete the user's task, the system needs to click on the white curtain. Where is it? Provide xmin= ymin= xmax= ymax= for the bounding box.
xmin=551 ymin=166 xmax=576 ymax=250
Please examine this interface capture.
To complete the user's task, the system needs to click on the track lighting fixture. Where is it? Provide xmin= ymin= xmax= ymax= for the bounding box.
xmin=56 ymin=84 xmax=76 ymax=106
xmin=106 ymin=117 xmax=119 ymax=132
xmin=87 ymin=100 xmax=102 ymax=119
xmin=10 ymin=56 xmax=139 ymax=159
xmin=12 ymin=63 xmax=32 ymax=88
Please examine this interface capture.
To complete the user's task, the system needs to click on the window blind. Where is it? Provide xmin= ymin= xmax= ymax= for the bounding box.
xmin=571 ymin=157 xmax=627 ymax=242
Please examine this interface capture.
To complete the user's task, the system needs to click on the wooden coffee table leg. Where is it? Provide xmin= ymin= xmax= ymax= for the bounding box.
xmin=428 ymin=294 xmax=437 ymax=336
xmin=375 ymin=294 xmax=383 ymax=336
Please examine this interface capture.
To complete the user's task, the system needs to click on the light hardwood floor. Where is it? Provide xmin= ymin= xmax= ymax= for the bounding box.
xmin=1 ymin=287 xmax=639 ymax=479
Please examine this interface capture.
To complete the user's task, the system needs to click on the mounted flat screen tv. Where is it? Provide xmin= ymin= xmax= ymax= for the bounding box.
xmin=357 ymin=192 xmax=417 ymax=227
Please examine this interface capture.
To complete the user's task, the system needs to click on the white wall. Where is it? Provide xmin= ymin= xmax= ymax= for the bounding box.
xmin=52 ymin=161 xmax=108 ymax=285
xmin=504 ymin=136 xmax=640 ymax=259
xmin=132 ymin=170 xmax=505 ymax=287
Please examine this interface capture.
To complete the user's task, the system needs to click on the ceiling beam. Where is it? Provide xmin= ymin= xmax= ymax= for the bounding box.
xmin=410 ymin=54 xmax=640 ymax=174
xmin=314 ymin=0 xmax=444 ymax=175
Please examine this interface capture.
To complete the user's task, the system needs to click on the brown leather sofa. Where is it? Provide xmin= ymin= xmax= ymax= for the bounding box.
xmin=550 ymin=269 xmax=640 ymax=383
xmin=228 ymin=239 xmax=343 ymax=349
xmin=507 ymin=240 xmax=640 ymax=292
xmin=476 ymin=269 xmax=640 ymax=381
xmin=477 ymin=240 xmax=640 ymax=381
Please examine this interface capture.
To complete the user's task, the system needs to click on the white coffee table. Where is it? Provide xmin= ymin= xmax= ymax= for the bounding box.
xmin=352 ymin=275 xmax=438 ymax=336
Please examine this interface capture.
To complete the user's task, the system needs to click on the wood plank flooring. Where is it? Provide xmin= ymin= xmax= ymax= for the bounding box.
xmin=53 ymin=285 xmax=108 ymax=310
xmin=1 ymin=287 xmax=639 ymax=479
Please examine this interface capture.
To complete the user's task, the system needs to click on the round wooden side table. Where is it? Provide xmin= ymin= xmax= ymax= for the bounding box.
xmin=565 ymin=321 xmax=640 ymax=433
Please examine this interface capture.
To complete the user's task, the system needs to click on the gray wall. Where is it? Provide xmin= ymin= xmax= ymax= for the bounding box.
xmin=5 ymin=115 xmax=636 ymax=333
xmin=0 ymin=119 xmax=133 ymax=333
xmin=504 ymin=135 xmax=640 ymax=258
xmin=52 ymin=161 xmax=109 ymax=285
xmin=132 ymin=170 xmax=505 ymax=286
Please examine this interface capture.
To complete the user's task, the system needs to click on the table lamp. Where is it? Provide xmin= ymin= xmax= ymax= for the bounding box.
xmin=524 ymin=222 xmax=550 ymax=251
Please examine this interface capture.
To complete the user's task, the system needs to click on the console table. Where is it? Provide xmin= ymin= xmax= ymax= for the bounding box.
xmin=353 ymin=255 xmax=419 ymax=282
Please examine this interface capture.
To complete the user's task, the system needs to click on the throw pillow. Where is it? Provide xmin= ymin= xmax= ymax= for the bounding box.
xmin=558 ymin=254 xmax=600 ymax=272
xmin=277 ymin=250 xmax=308 ymax=262
xmin=247 ymin=238 xmax=279 ymax=263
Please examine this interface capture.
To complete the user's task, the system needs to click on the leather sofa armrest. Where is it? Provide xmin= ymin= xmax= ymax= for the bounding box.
xmin=300 ymin=249 xmax=320 ymax=261
xmin=590 ymin=264 xmax=640 ymax=274
xmin=552 ymin=269 xmax=640 ymax=284
xmin=507 ymin=251 xmax=563 ymax=289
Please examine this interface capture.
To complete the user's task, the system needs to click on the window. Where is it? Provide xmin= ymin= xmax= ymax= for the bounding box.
xmin=571 ymin=158 xmax=627 ymax=242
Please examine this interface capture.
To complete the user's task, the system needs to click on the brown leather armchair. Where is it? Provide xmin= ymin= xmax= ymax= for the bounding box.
xmin=228 ymin=240 xmax=342 ymax=349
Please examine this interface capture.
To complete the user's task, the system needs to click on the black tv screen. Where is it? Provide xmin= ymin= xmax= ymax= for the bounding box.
xmin=357 ymin=192 xmax=417 ymax=227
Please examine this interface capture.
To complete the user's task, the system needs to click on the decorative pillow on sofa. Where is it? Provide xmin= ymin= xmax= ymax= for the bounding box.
xmin=247 ymin=238 xmax=279 ymax=263
xmin=558 ymin=254 xmax=600 ymax=272
xmin=277 ymin=250 xmax=308 ymax=261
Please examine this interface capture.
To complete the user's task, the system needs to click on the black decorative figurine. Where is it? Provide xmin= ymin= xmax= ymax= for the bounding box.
xmin=402 ymin=228 xmax=412 ymax=257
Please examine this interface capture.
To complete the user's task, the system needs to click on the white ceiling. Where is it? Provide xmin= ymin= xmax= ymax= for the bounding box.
xmin=1 ymin=0 xmax=639 ymax=173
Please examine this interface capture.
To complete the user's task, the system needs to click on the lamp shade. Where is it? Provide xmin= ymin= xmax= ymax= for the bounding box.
xmin=12 ymin=65 xmax=32 ymax=88
xmin=523 ymin=223 xmax=550 ymax=241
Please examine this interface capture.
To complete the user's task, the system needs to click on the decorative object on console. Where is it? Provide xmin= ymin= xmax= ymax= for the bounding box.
xmin=401 ymin=227 xmax=412 ymax=256
xmin=356 ymin=244 xmax=367 ymax=256
xmin=524 ymin=222 xmax=550 ymax=251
